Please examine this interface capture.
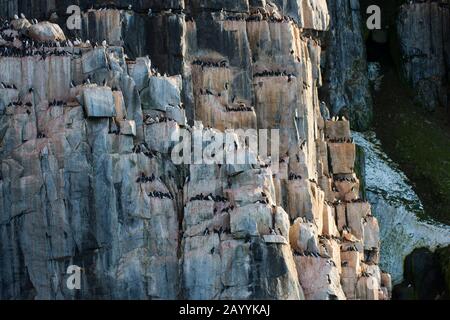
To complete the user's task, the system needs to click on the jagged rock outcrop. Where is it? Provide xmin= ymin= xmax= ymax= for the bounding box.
xmin=0 ymin=1 xmax=391 ymax=300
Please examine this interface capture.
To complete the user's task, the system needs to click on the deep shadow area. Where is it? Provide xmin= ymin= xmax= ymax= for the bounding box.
xmin=393 ymin=247 xmax=449 ymax=300
xmin=365 ymin=33 xmax=390 ymax=64
xmin=364 ymin=25 xmax=450 ymax=225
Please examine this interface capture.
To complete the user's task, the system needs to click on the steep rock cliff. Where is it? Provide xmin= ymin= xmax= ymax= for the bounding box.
xmin=396 ymin=1 xmax=449 ymax=111
xmin=323 ymin=0 xmax=373 ymax=130
xmin=0 ymin=1 xmax=391 ymax=300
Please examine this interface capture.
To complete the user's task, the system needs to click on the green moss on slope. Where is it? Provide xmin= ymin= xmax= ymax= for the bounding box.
xmin=373 ymin=69 xmax=450 ymax=225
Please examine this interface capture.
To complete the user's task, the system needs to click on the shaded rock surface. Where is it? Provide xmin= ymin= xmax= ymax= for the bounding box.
xmin=322 ymin=0 xmax=373 ymax=130
xmin=396 ymin=1 xmax=449 ymax=111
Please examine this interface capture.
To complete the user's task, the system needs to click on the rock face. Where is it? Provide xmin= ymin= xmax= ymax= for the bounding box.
xmin=322 ymin=0 xmax=373 ymax=130
xmin=0 ymin=1 xmax=391 ymax=300
xmin=396 ymin=2 xmax=449 ymax=111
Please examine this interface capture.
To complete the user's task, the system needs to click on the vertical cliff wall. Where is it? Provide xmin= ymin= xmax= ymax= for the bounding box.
xmin=0 ymin=1 xmax=391 ymax=300
xmin=322 ymin=0 xmax=372 ymax=130
xmin=396 ymin=1 xmax=449 ymax=112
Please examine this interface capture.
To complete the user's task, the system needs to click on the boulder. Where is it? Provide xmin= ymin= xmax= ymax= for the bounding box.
xmin=28 ymin=21 xmax=66 ymax=42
